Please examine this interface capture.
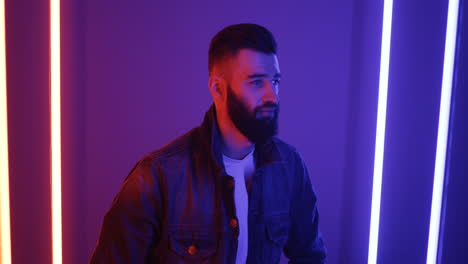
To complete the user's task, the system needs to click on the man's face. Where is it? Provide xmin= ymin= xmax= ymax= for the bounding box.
xmin=225 ymin=49 xmax=281 ymax=144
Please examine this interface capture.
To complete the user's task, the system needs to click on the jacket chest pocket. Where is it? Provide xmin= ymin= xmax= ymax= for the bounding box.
xmin=167 ymin=228 xmax=219 ymax=263
xmin=263 ymin=213 xmax=290 ymax=263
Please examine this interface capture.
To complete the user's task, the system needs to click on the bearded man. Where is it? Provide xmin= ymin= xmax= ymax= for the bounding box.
xmin=91 ymin=23 xmax=327 ymax=264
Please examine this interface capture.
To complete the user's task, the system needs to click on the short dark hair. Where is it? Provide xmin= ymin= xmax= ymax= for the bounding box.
xmin=208 ymin=23 xmax=278 ymax=75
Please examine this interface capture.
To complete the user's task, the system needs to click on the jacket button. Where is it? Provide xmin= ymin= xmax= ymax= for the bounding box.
xmin=230 ymin=218 xmax=238 ymax=228
xmin=188 ymin=245 xmax=197 ymax=255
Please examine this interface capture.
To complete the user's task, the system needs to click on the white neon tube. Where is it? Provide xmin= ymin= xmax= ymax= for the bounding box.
xmin=368 ymin=1 xmax=393 ymax=263
xmin=50 ymin=0 xmax=62 ymax=263
xmin=0 ymin=0 xmax=12 ymax=263
xmin=426 ymin=0 xmax=460 ymax=263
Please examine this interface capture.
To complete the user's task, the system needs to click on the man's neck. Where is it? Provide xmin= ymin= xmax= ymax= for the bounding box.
xmin=217 ymin=110 xmax=254 ymax=160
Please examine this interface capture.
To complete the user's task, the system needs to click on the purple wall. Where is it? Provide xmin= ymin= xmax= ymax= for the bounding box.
xmin=61 ymin=0 xmax=87 ymax=262
xmin=340 ymin=0 xmax=384 ymax=262
xmin=439 ymin=0 xmax=468 ymax=260
xmin=378 ymin=0 xmax=447 ymax=262
xmin=6 ymin=0 xmax=52 ymax=263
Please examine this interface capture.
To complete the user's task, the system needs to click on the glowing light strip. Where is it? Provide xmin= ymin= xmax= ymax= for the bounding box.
xmin=50 ymin=0 xmax=62 ymax=263
xmin=0 ymin=0 xmax=12 ymax=262
xmin=426 ymin=0 xmax=460 ymax=263
xmin=368 ymin=1 xmax=393 ymax=263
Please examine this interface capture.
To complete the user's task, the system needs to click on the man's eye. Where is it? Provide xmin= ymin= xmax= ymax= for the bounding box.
xmin=251 ymin=80 xmax=263 ymax=86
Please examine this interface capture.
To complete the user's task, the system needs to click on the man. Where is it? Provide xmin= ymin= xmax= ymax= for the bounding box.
xmin=90 ymin=23 xmax=326 ymax=264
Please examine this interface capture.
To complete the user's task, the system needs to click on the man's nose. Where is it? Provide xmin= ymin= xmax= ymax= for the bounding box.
xmin=263 ymin=81 xmax=279 ymax=104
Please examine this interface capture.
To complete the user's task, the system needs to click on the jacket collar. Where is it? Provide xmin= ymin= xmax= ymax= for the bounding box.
xmin=197 ymin=104 xmax=283 ymax=175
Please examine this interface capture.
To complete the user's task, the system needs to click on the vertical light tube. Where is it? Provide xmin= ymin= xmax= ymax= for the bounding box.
xmin=0 ymin=0 xmax=11 ymax=263
xmin=50 ymin=0 xmax=62 ymax=263
xmin=426 ymin=0 xmax=460 ymax=263
xmin=368 ymin=0 xmax=393 ymax=263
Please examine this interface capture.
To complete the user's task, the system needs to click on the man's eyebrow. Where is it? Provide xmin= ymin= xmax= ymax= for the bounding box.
xmin=246 ymin=73 xmax=282 ymax=79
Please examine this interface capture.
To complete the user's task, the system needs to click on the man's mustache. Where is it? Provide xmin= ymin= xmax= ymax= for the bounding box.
xmin=255 ymin=102 xmax=279 ymax=112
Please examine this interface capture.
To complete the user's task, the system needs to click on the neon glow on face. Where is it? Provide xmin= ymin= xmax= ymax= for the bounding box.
xmin=225 ymin=49 xmax=281 ymax=144
xmin=226 ymin=83 xmax=279 ymax=144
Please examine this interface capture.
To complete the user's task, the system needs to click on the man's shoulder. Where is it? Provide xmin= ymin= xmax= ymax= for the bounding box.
xmin=138 ymin=128 xmax=198 ymax=166
xmin=271 ymin=137 xmax=301 ymax=161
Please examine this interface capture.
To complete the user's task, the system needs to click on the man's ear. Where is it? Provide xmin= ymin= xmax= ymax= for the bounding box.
xmin=208 ymin=74 xmax=225 ymax=101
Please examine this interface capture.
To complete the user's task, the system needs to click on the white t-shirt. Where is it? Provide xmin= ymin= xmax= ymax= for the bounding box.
xmin=222 ymin=149 xmax=255 ymax=264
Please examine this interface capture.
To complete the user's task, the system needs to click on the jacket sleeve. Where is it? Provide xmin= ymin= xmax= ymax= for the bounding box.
xmin=89 ymin=158 xmax=162 ymax=264
xmin=283 ymin=151 xmax=327 ymax=264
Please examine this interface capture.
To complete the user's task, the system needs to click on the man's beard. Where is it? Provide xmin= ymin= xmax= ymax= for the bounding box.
xmin=226 ymin=84 xmax=279 ymax=144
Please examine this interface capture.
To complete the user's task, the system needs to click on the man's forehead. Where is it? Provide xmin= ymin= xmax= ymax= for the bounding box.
xmin=231 ymin=49 xmax=280 ymax=77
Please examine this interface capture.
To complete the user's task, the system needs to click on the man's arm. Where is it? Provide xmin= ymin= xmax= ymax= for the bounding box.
xmin=283 ymin=151 xmax=327 ymax=264
xmin=90 ymin=158 xmax=162 ymax=263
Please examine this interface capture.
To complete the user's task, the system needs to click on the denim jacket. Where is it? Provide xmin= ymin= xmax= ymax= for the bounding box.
xmin=90 ymin=104 xmax=327 ymax=264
